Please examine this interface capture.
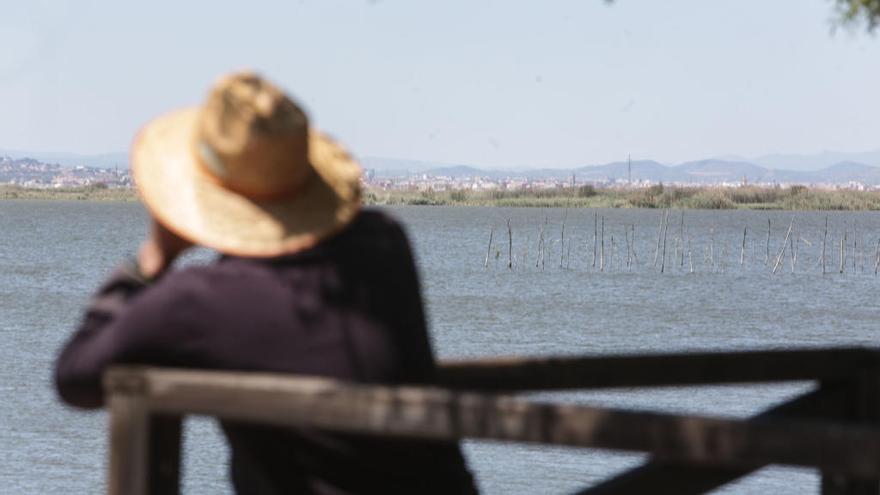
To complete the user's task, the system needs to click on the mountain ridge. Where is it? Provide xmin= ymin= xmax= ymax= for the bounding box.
xmin=6 ymin=149 xmax=880 ymax=185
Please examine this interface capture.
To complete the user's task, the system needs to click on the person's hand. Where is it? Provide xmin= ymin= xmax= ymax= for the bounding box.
xmin=136 ymin=219 xmax=193 ymax=279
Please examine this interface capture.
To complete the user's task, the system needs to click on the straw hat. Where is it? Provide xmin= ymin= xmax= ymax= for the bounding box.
xmin=131 ymin=71 xmax=362 ymax=257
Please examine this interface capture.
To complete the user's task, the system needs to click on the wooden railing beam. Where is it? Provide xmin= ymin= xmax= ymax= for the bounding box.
xmin=437 ymin=348 xmax=879 ymax=391
xmin=105 ymin=366 xmax=880 ymax=479
xmin=822 ymin=371 xmax=880 ymax=495
xmin=579 ymin=381 xmax=855 ymax=494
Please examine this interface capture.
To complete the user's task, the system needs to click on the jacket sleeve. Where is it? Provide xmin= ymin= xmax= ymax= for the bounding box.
xmin=54 ymin=261 xmax=194 ymax=409
xmin=386 ymin=219 xmax=437 ymax=383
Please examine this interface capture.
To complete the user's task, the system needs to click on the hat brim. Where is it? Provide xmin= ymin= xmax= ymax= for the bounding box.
xmin=131 ymin=108 xmax=362 ymax=257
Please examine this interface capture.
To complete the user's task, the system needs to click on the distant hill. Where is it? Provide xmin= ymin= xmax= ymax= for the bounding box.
xmin=0 ymin=150 xmax=128 ymax=169
xmin=360 ymin=157 xmax=477 ymax=177
xmin=381 ymin=157 xmax=880 ymax=186
xmin=7 ymin=148 xmax=880 ymax=185
xmin=813 ymin=161 xmax=880 ymax=184
xmin=573 ymin=160 xmax=681 ymax=182
xmin=748 ymin=150 xmax=880 ymax=171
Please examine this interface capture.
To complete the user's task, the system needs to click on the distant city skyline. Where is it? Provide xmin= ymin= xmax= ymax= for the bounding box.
xmin=2 ymin=1 xmax=878 ymax=168
xmin=6 ymin=147 xmax=880 ymax=175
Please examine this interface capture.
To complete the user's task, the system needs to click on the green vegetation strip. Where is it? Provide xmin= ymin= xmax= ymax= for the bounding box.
xmin=365 ymin=184 xmax=880 ymax=210
xmin=5 ymin=184 xmax=880 ymax=210
xmin=0 ymin=185 xmax=138 ymax=201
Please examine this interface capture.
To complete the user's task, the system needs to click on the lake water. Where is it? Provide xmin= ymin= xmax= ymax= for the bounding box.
xmin=3 ymin=201 xmax=880 ymax=494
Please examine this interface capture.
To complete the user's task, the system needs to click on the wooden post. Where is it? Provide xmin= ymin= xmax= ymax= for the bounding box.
xmin=687 ymin=231 xmax=694 ymax=273
xmin=626 ymin=224 xmax=632 ymax=269
xmin=537 ymin=217 xmax=546 ymax=270
xmin=821 ymin=368 xmax=880 ymax=495
xmin=653 ymin=210 xmax=664 ymax=268
xmin=853 ymin=222 xmax=858 ymax=272
xmin=592 ymin=211 xmax=598 ymax=269
xmin=874 ymin=238 xmax=880 ymax=275
xmin=559 ymin=211 xmax=567 ymax=270
xmin=822 ymin=216 xmax=829 ymax=275
xmin=741 ymin=226 xmax=747 ymax=268
xmin=660 ymin=212 xmax=670 ymax=273
xmin=484 ymin=227 xmax=494 ymax=268
xmin=765 ymin=218 xmax=771 ymax=266
xmin=631 ymin=224 xmax=640 ymax=267
xmin=507 ymin=219 xmax=513 ymax=270
xmin=709 ymin=226 xmax=715 ymax=271
xmin=106 ymin=373 xmax=182 ymax=495
xmin=610 ymin=235 xmax=615 ymax=271
xmin=772 ymin=218 xmax=794 ymax=275
xmin=600 ymin=216 xmax=606 ymax=272
xmin=679 ymin=211 xmax=685 ymax=268
xmin=108 ymin=394 xmax=150 ymax=495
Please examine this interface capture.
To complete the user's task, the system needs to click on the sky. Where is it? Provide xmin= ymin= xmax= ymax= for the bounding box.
xmin=1 ymin=0 xmax=878 ymax=168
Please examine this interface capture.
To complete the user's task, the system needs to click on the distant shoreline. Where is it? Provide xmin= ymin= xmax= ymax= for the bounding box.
xmin=5 ymin=184 xmax=880 ymax=210
xmin=0 ymin=185 xmax=138 ymax=201
xmin=365 ymin=185 xmax=880 ymax=211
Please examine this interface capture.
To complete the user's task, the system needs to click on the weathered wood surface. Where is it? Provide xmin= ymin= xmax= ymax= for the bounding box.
xmin=107 ymin=386 xmax=181 ymax=495
xmin=436 ymin=348 xmax=879 ymax=391
xmin=105 ymin=365 xmax=880 ymax=479
xmin=107 ymin=394 xmax=149 ymax=495
xmin=579 ymin=382 xmax=855 ymax=494
xmin=822 ymin=371 xmax=880 ymax=495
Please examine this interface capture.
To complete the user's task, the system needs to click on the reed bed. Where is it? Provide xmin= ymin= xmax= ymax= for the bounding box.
xmin=0 ymin=185 xmax=137 ymax=201
xmin=365 ymin=185 xmax=880 ymax=211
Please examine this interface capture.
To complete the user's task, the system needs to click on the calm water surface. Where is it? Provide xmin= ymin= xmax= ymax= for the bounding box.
xmin=3 ymin=201 xmax=880 ymax=494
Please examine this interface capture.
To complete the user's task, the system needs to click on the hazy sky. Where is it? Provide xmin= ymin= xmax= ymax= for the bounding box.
xmin=1 ymin=0 xmax=878 ymax=167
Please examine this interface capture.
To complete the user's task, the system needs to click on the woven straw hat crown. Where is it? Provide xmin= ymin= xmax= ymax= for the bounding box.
xmin=132 ymin=70 xmax=361 ymax=257
xmin=194 ymin=72 xmax=314 ymax=199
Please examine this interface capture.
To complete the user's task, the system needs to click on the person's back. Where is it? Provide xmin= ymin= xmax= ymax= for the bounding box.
xmin=54 ymin=72 xmax=478 ymax=494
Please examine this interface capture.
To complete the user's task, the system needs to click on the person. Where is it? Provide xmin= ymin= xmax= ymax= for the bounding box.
xmin=54 ymin=71 xmax=478 ymax=494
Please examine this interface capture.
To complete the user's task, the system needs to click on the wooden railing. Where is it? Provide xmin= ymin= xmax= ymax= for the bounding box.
xmin=104 ymin=347 xmax=880 ymax=495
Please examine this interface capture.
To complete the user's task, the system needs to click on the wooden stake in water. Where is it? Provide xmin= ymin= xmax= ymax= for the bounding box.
xmin=592 ymin=211 xmax=598 ymax=269
xmin=740 ymin=226 xmax=747 ymax=267
xmin=852 ymin=221 xmax=857 ymax=272
xmin=600 ymin=216 xmax=606 ymax=272
xmin=709 ymin=226 xmax=715 ymax=271
xmin=821 ymin=216 xmax=828 ymax=275
xmin=653 ymin=210 xmax=665 ymax=268
xmin=610 ymin=235 xmax=615 ymax=271
xmin=765 ymin=218 xmax=771 ymax=265
xmin=839 ymin=234 xmax=846 ymax=274
xmin=537 ymin=218 xmax=546 ymax=270
xmin=484 ymin=226 xmax=494 ymax=268
xmin=660 ymin=215 xmax=670 ymax=273
xmin=874 ymin=238 xmax=880 ymax=275
xmin=507 ymin=219 xmax=513 ymax=270
xmin=687 ymin=229 xmax=694 ymax=273
xmin=559 ymin=210 xmax=567 ymax=270
xmin=678 ymin=211 xmax=685 ymax=268
xmin=631 ymin=224 xmax=640 ymax=266
xmin=772 ymin=218 xmax=794 ymax=275
xmin=625 ymin=225 xmax=632 ymax=269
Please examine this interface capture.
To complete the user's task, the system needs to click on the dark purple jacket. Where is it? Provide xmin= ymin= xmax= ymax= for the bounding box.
xmin=55 ymin=209 xmax=478 ymax=494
